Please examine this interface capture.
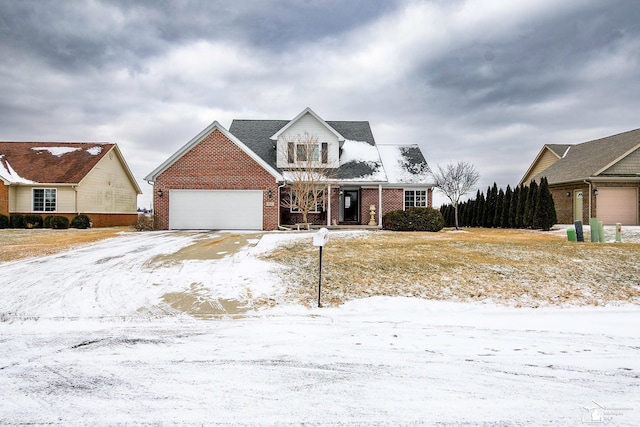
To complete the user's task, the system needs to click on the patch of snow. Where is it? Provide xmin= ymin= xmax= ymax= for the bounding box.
xmin=32 ymin=146 xmax=82 ymax=156
xmin=377 ymin=144 xmax=432 ymax=184
xmin=0 ymin=156 xmax=36 ymax=184
xmin=86 ymin=146 xmax=103 ymax=155
xmin=339 ymin=139 xmax=387 ymax=181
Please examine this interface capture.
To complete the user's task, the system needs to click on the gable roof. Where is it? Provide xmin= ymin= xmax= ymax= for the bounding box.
xmin=269 ymin=107 xmax=345 ymax=142
xmin=528 ymin=128 xmax=640 ymax=184
xmin=377 ymin=144 xmax=433 ymax=185
xmin=145 ymin=121 xmax=283 ymax=182
xmin=229 ymin=117 xmax=380 ymax=181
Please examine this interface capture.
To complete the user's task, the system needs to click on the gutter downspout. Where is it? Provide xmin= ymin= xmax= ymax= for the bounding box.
xmin=277 ymin=181 xmax=287 ymax=230
xmin=583 ymin=180 xmax=592 ymax=220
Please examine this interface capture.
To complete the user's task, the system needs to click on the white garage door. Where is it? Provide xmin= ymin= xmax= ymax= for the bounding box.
xmin=169 ymin=190 xmax=263 ymax=230
xmin=597 ymin=188 xmax=638 ymax=225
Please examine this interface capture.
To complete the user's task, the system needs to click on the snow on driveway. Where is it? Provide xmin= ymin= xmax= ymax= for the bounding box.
xmin=1 ymin=231 xmax=639 ymax=425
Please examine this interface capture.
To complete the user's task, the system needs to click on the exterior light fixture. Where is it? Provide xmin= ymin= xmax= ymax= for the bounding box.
xmin=566 ymin=192 xmax=571 ymax=197
xmin=593 ymin=189 xmax=599 ymax=196
xmin=268 ymin=189 xmax=273 ymax=199
xmin=157 ymin=189 xmax=163 ymax=197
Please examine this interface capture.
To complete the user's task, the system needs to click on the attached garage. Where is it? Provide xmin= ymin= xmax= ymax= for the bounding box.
xmin=597 ymin=187 xmax=638 ymax=225
xmin=169 ymin=190 xmax=263 ymax=230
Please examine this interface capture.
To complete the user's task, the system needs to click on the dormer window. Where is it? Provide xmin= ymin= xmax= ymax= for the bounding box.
xmin=287 ymin=141 xmax=327 ymax=164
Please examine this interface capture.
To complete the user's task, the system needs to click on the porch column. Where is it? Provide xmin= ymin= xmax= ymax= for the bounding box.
xmin=327 ymin=184 xmax=331 ymax=227
xmin=378 ymin=184 xmax=382 ymax=227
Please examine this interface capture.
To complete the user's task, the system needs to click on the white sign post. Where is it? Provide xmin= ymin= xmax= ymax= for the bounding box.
xmin=313 ymin=228 xmax=330 ymax=307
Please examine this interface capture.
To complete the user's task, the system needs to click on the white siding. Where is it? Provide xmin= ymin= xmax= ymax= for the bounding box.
xmin=13 ymin=186 xmax=75 ymax=213
xmin=276 ymin=112 xmax=340 ymax=168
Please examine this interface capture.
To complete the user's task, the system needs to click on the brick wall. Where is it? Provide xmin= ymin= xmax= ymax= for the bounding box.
xmin=153 ymin=129 xmax=279 ymax=230
xmin=550 ymin=182 xmax=640 ymax=224
xmin=0 ymin=183 xmax=8 ymax=216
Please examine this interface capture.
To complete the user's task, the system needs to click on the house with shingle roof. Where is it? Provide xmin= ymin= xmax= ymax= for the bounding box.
xmin=145 ymin=107 xmax=433 ymax=230
xmin=0 ymin=142 xmax=142 ymax=227
xmin=520 ymin=128 xmax=640 ymax=225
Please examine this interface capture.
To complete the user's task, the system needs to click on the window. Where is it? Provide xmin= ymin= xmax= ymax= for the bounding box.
xmin=33 ymin=188 xmax=57 ymax=212
xmin=290 ymin=190 xmax=324 ymax=213
xmin=321 ymin=142 xmax=328 ymax=164
xmin=287 ymin=141 xmax=295 ymax=163
xmin=296 ymin=144 xmax=308 ymax=161
xmin=404 ymin=190 xmax=426 ymax=209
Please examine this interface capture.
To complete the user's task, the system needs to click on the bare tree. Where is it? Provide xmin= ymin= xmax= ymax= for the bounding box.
xmin=279 ymin=132 xmax=335 ymax=226
xmin=431 ymin=161 xmax=480 ymax=230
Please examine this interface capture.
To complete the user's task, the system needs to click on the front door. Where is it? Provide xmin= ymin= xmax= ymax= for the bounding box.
xmin=343 ymin=190 xmax=359 ymax=223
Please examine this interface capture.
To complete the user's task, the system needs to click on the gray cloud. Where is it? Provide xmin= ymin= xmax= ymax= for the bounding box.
xmin=0 ymin=0 xmax=639 ymax=208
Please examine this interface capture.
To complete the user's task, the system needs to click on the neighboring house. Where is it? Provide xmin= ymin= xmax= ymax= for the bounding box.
xmin=520 ymin=128 xmax=640 ymax=225
xmin=145 ymin=107 xmax=433 ymax=230
xmin=0 ymin=142 xmax=142 ymax=227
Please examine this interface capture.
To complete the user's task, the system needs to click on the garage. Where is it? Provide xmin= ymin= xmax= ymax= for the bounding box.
xmin=169 ymin=190 xmax=263 ymax=230
xmin=597 ymin=187 xmax=638 ymax=225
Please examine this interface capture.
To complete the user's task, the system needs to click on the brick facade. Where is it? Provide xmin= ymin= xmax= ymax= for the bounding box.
xmin=0 ymin=183 xmax=8 ymax=216
xmin=153 ymin=129 xmax=280 ymax=230
xmin=550 ymin=182 xmax=640 ymax=224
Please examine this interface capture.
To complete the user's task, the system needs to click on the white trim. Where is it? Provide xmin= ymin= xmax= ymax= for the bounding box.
xmin=145 ymin=121 xmax=284 ymax=183
xmin=403 ymin=188 xmax=428 ymax=210
xmin=270 ymin=107 xmax=345 ymax=142
xmin=32 ymin=188 xmax=57 ymax=212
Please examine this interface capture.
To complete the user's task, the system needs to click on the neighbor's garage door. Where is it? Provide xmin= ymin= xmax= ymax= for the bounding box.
xmin=597 ymin=188 xmax=638 ymax=225
xmin=169 ymin=190 xmax=263 ymax=230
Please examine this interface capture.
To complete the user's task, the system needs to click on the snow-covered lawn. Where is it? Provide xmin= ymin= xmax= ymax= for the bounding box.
xmin=1 ymin=230 xmax=639 ymax=425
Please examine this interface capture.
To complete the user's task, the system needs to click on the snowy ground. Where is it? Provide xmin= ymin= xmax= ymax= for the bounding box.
xmin=1 ymin=230 xmax=639 ymax=425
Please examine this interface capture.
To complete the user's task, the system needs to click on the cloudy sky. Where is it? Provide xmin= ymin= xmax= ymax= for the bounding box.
xmin=1 ymin=0 xmax=639 ymax=208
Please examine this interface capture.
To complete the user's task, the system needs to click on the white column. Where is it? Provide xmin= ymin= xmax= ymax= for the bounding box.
xmin=378 ymin=184 xmax=382 ymax=227
xmin=327 ymin=184 xmax=331 ymax=226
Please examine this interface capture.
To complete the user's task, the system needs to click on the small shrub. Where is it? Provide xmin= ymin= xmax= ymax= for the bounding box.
xmin=71 ymin=214 xmax=92 ymax=229
xmin=0 ymin=214 xmax=8 ymax=229
xmin=10 ymin=214 xmax=25 ymax=229
xmin=383 ymin=207 xmax=444 ymax=232
xmin=24 ymin=214 xmax=43 ymax=229
xmin=50 ymin=216 xmax=70 ymax=229
xmin=43 ymin=215 xmax=54 ymax=228
xmin=134 ymin=214 xmax=154 ymax=231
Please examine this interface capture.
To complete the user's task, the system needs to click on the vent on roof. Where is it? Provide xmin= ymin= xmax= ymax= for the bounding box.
xmin=562 ymin=146 xmax=571 ymax=158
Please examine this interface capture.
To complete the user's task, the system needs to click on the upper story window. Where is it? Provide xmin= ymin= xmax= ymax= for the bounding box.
xmin=287 ymin=142 xmax=327 ymax=164
xmin=33 ymin=188 xmax=57 ymax=212
xmin=404 ymin=189 xmax=426 ymax=209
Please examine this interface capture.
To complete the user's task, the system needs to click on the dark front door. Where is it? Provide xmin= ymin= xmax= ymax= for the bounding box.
xmin=343 ymin=190 xmax=359 ymax=223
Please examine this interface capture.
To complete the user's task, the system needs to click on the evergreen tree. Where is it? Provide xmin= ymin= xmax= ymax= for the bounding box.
xmin=523 ymin=181 xmax=538 ymax=228
xmin=500 ymin=185 xmax=512 ymax=228
xmin=516 ymin=185 xmax=528 ymax=228
xmin=494 ymin=188 xmax=505 ymax=228
xmin=508 ymin=185 xmax=519 ymax=228
xmin=485 ymin=183 xmax=498 ymax=227
xmin=471 ymin=190 xmax=482 ymax=227
xmin=533 ymin=177 xmax=557 ymax=230
xmin=476 ymin=191 xmax=486 ymax=227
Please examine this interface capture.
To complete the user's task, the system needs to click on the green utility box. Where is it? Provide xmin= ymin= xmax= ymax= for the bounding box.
xmin=566 ymin=227 xmax=577 ymax=242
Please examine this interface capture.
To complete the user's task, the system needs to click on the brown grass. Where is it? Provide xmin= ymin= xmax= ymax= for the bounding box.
xmin=264 ymin=228 xmax=640 ymax=307
xmin=0 ymin=227 xmax=130 ymax=263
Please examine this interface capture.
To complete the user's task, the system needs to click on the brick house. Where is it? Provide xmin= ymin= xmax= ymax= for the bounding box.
xmin=520 ymin=128 xmax=640 ymax=225
xmin=0 ymin=142 xmax=142 ymax=226
xmin=145 ymin=108 xmax=434 ymax=230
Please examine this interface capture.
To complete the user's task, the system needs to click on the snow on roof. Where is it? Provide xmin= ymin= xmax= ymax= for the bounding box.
xmin=32 ymin=146 xmax=82 ymax=156
xmin=377 ymin=145 xmax=432 ymax=184
xmin=337 ymin=139 xmax=387 ymax=181
xmin=86 ymin=146 xmax=103 ymax=155
xmin=0 ymin=155 xmax=36 ymax=184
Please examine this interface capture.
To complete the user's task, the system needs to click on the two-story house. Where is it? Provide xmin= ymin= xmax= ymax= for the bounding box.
xmin=145 ymin=108 xmax=434 ymax=230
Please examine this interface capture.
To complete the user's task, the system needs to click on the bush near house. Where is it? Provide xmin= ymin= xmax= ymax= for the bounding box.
xmin=71 ymin=214 xmax=92 ymax=229
xmin=24 ymin=214 xmax=43 ymax=229
xmin=134 ymin=214 xmax=154 ymax=231
xmin=0 ymin=214 xmax=8 ymax=229
xmin=43 ymin=215 xmax=54 ymax=228
xmin=50 ymin=216 xmax=70 ymax=229
xmin=383 ymin=207 xmax=445 ymax=232
xmin=10 ymin=214 xmax=25 ymax=229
